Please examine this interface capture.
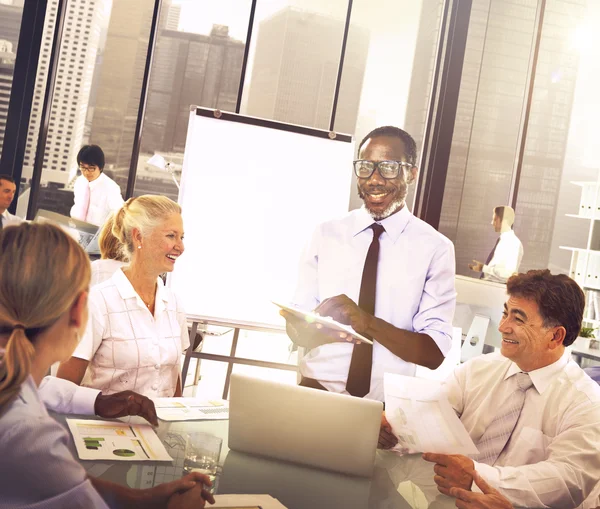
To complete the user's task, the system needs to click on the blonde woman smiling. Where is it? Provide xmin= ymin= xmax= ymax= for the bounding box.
xmin=58 ymin=195 xmax=188 ymax=397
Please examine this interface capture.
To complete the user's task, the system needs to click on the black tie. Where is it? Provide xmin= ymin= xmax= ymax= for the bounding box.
xmin=0 ymin=215 xmax=3 ymax=230
xmin=480 ymin=237 xmax=500 ymax=279
xmin=346 ymin=223 xmax=385 ymax=397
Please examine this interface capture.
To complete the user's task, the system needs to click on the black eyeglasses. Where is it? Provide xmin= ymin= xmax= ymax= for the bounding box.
xmin=353 ymin=160 xmax=413 ymax=180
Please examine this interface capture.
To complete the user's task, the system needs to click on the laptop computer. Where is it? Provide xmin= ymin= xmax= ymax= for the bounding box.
xmin=34 ymin=209 xmax=100 ymax=254
xmin=228 ymin=373 xmax=383 ymax=477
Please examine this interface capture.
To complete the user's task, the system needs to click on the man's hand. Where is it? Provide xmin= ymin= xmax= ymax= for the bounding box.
xmin=450 ymin=471 xmax=513 ymax=509
xmin=315 ymin=294 xmax=373 ymax=335
xmin=468 ymin=260 xmax=484 ymax=272
xmin=422 ymin=453 xmax=475 ymax=496
xmin=94 ymin=391 xmax=159 ymax=427
xmin=378 ymin=412 xmax=398 ymax=449
xmin=280 ymin=309 xmax=351 ymax=349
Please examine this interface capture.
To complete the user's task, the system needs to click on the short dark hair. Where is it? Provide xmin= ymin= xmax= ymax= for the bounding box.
xmin=506 ymin=270 xmax=584 ymax=347
xmin=494 ymin=206 xmax=504 ymax=222
xmin=77 ymin=145 xmax=105 ymax=171
xmin=0 ymin=174 xmax=15 ymax=185
xmin=357 ymin=126 xmax=418 ymax=166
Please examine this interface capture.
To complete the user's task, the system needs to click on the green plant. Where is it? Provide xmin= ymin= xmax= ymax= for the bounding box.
xmin=579 ymin=327 xmax=596 ymax=339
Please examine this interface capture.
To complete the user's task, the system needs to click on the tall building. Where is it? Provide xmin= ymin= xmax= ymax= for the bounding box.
xmin=404 ymin=0 xmax=585 ymax=275
xmin=90 ymin=0 xmax=169 ymax=168
xmin=246 ymin=7 xmax=369 ymax=135
xmin=0 ymin=42 xmax=16 ymax=151
xmin=165 ymin=3 xmax=181 ymax=31
xmin=141 ymin=25 xmax=245 ymax=154
xmin=22 ymin=0 xmax=105 ymax=186
xmin=0 ymin=0 xmax=23 ymax=49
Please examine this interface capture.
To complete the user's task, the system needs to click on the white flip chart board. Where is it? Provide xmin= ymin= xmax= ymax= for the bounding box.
xmin=171 ymin=108 xmax=354 ymax=327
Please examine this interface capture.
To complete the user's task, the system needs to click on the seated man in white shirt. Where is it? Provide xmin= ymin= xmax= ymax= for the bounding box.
xmin=70 ymin=145 xmax=124 ymax=227
xmin=417 ymin=270 xmax=600 ymax=509
xmin=281 ymin=126 xmax=456 ymax=401
xmin=0 ymin=174 xmax=23 ymax=227
xmin=469 ymin=206 xmax=523 ymax=283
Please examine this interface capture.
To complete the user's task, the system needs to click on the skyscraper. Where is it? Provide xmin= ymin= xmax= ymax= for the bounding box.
xmin=142 ymin=25 xmax=245 ymax=154
xmin=165 ymin=3 xmax=181 ymax=31
xmin=21 ymin=0 xmax=105 ymax=185
xmin=0 ymin=43 xmax=16 ymax=151
xmin=404 ymin=0 xmax=585 ymax=275
xmin=246 ymin=7 xmax=369 ymax=135
xmin=90 ymin=0 xmax=167 ymax=168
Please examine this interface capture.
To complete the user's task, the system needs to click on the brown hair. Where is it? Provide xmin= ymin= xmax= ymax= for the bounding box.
xmin=112 ymin=195 xmax=181 ymax=258
xmin=0 ymin=223 xmax=91 ymax=410
xmin=506 ymin=269 xmax=584 ymax=347
xmin=99 ymin=214 xmax=127 ymax=262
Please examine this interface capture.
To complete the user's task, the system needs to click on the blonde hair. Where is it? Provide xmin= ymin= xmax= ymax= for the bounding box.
xmin=99 ymin=214 xmax=127 ymax=262
xmin=0 ymin=223 xmax=91 ymax=410
xmin=112 ymin=195 xmax=181 ymax=258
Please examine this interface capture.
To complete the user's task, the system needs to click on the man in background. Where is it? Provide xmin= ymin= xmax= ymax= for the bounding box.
xmin=282 ymin=126 xmax=456 ymax=401
xmin=0 ymin=174 xmax=21 ymax=228
xmin=70 ymin=145 xmax=124 ymax=226
xmin=469 ymin=205 xmax=523 ymax=283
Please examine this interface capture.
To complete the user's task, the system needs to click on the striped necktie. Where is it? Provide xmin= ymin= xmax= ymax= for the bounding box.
xmin=471 ymin=372 xmax=534 ymax=465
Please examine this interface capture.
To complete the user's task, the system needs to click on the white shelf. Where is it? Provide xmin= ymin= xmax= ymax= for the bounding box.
xmin=566 ymin=213 xmax=597 ymax=220
xmin=559 ymin=246 xmax=600 ymax=253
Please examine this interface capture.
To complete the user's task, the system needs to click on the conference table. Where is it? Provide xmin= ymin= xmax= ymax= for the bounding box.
xmin=52 ymin=413 xmax=457 ymax=509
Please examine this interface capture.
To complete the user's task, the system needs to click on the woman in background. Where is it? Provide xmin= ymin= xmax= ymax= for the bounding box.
xmin=90 ymin=213 xmax=128 ymax=286
xmin=58 ymin=195 xmax=188 ymax=398
xmin=0 ymin=223 xmax=212 ymax=508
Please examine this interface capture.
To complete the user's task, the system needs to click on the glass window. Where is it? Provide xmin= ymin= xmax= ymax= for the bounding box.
xmin=0 ymin=0 xmax=24 ymax=161
xmin=239 ymin=0 xmax=350 ymax=131
xmin=437 ymin=0 xmax=539 ymax=279
xmin=20 ymin=0 xmax=154 ymax=219
xmin=336 ymin=0 xmax=445 ymax=212
xmin=133 ymin=0 xmax=252 ymax=201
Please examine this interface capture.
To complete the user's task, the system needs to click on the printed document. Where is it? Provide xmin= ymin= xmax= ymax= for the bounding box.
xmin=67 ymin=419 xmax=172 ymax=461
xmin=384 ymin=373 xmax=478 ymax=455
xmin=153 ymin=398 xmax=230 ymax=421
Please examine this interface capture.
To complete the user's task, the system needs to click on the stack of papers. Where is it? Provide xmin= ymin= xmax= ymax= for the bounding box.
xmin=153 ymin=397 xmax=230 ymax=421
xmin=384 ymin=373 xmax=478 ymax=455
xmin=67 ymin=419 xmax=172 ymax=461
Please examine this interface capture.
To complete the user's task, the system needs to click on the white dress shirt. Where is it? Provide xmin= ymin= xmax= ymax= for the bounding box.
xmin=1 ymin=209 xmax=23 ymax=226
xmin=90 ymin=258 xmax=127 ymax=287
xmin=0 ymin=376 xmax=109 ymax=508
xmin=444 ymin=350 xmax=600 ymax=509
xmin=294 ymin=206 xmax=456 ymax=401
xmin=39 ymin=376 xmax=99 ymax=415
xmin=482 ymin=230 xmax=523 ymax=283
xmin=70 ymin=173 xmax=124 ymax=226
xmin=72 ymin=268 xmax=190 ymax=397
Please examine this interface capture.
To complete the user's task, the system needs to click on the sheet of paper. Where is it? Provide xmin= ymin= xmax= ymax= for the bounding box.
xmin=272 ymin=300 xmax=373 ymax=344
xmin=153 ymin=397 xmax=230 ymax=421
xmin=212 ymin=494 xmax=288 ymax=509
xmin=66 ymin=419 xmax=172 ymax=461
xmin=384 ymin=373 xmax=478 ymax=456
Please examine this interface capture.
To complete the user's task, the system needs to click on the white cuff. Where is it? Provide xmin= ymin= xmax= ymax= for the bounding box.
xmin=72 ymin=386 xmax=101 ymax=415
xmin=472 ymin=461 xmax=500 ymax=493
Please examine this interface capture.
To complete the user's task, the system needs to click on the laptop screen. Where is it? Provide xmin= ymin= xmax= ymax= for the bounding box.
xmin=33 ymin=209 xmax=100 ymax=254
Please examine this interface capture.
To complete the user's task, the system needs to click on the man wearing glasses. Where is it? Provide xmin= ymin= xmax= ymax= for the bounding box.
xmin=282 ymin=126 xmax=456 ymax=402
xmin=70 ymin=145 xmax=124 ymax=226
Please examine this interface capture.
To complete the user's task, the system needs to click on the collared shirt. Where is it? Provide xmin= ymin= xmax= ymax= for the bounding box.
xmin=482 ymin=230 xmax=523 ymax=283
xmin=72 ymin=268 xmax=190 ymax=397
xmin=0 ymin=376 xmax=109 ymax=509
xmin=1 ymin=209 xmax=23 ymax=227
xmin=70 ymin=173 xmax=124 ymax=226
xmin=90 ymin=258 xmax=127 ymax=287
xmin=294 ymin=206 xmax=456 ymax=401
xmin=38 ymin=376 xmax=99 ymax=415
xmin=444 ymin=350 xmax=600 ymax=508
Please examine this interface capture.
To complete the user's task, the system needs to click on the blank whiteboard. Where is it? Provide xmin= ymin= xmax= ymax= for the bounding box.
xmin=170 ymin=108 xmax=354 ymax=327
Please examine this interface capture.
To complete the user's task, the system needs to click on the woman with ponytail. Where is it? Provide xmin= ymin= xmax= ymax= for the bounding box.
xmin=0 ymin=223 xmax=213 ymax=508
xmin=58 ymin=195 xmax=188 ymax=398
